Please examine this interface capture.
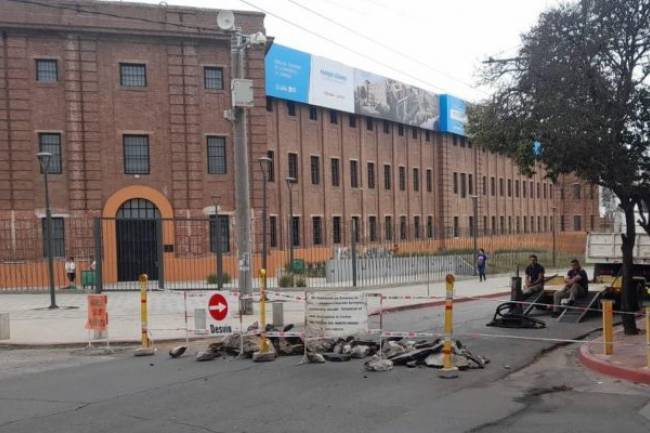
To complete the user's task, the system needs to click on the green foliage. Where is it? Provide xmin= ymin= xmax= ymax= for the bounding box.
xmin=295 ymin=276 xmax=307 ymax=287
xmin=278 ymin=274 xmax=294 ymax=288
xmin=206 ymin=272 xmax=231 ymax=286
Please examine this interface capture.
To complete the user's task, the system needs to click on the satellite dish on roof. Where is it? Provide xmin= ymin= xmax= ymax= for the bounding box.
xmin=216 ymin=10 xmax=235 ymax=31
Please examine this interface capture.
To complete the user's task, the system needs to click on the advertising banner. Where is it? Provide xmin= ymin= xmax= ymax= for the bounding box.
xmin=354 ymin=69 xmax=439 ymax=130
xmin=305 ymin=291 xmax=368 ymax=338
xmin=265 ymin=44 xmax=311 ymax=103
xmin=308 ymin=55 xmax=355 ymax=113
xmin=439 ymin=94 xmax=467 ymax=135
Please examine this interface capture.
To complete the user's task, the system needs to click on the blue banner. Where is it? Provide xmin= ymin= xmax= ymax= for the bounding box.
xmin=439 ymin=94 xmax=467 ymax=135
xmin=264 ymin=44 xmax=311 ymax=103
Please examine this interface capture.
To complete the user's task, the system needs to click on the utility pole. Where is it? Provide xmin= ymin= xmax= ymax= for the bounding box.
xmin=471 ymin=195 xmax=479 ymax=276
xmin=212 ymin=195 xmax=224 ymax=291
xmin=258 ymin=157 xmax=272 ymax=272
xmin=37 ymin=152 xmax=57 ymax=309
xmin=286 ymin=177 xmax=296 ymax=271
xmin=552 ymin=206 xmax=557 ymax=268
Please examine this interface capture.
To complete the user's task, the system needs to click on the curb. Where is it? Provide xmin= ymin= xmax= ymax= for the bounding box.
xmin=369 ymin=290 xmax=511 ymax=316
xmin=0 ymin=336 xmax=209 ymax=350
xmin=578 ymin=336 xmax=650 ymax=385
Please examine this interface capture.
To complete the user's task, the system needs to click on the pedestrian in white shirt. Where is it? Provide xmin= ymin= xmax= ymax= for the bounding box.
xmin=65 ymin=256 xmax=76 ymax=289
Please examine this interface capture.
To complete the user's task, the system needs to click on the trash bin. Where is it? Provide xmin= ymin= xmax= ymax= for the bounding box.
xmin=82 ymin=270 xmax=96 ymax=289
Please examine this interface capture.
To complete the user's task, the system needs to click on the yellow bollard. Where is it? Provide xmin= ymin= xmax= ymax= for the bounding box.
xmin=439 ymin=273 xmax=458 ymax=379
xmin=259 ymin=268 xmax=270 ymax=353
xmin=646 ymin=307 xmax=649 ymax=369
xmin=134 ymin=273 xmax=155 ymax=356
xmin=602 ymin=299 xmax=614 ymax=355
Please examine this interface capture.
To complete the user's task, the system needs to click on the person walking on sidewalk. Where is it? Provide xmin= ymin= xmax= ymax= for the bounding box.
xmin=477 ymin=248 xmax=487 ymax=281
xmin=552 ymin=259 xmax=588 ymax=317
xmin=65 ymin=256 xmax=77 ymax=289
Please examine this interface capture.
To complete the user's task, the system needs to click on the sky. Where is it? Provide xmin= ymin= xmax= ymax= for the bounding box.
xmin=103 ymin=0 xmax=562 ymax=102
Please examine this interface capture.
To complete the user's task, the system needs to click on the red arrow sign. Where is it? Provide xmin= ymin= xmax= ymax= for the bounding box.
xmin=208 ymin=293 xmax=229 ymax=321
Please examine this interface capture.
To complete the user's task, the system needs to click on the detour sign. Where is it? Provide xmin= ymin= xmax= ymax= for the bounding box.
xmin=86 ymin=294 xmax=108 ymax=331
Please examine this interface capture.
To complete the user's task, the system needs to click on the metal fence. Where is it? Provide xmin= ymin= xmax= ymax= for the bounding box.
xmin=0 ymin=215 xmax=589 ymax=293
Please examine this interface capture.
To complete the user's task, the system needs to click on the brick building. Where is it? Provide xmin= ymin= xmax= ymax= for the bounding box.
xmin=0 ymin=0 xmax=598 ymax=285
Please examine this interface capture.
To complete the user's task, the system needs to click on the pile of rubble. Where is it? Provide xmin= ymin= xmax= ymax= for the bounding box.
xmin=184 ymin=324 xmax=489 ymax=373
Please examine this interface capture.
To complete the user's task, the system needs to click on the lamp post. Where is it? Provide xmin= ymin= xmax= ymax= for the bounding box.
xmin=552 ymin=206 xmax=557 ymax=268
xmin=257 ymin=157 xmax=272 ymax=273
xmin=286 ymin=177 xmax=296 ymax=271
xmin=211 ymin=195 xmax=224 ymax=291
xmin=471 ymin=195 xmax=479 ymax=276
xmin=37 ymin=152 xmax=57 ymax=309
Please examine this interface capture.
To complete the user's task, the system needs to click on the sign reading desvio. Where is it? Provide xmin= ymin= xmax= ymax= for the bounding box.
xmin=266 ymin=44 xmax=468 ymax=136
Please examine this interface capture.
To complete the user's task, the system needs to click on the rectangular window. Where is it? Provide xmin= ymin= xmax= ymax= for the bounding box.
xmin=288 ymin=153 xmax=298 ymax=181
xmin=312 ymin=216 xmax=323 ymax=245
xmin=530 ymin=181 xmax=534 ymax=198
xmin=543 ymin=183 xmax=547 ymax=199
xmin=508 ymin=216 xmax=512 ymax=233
xmin=500 ymin=216 xmax=505 ymax=234
xmin=291 ymin=216 xmax=300 ymax=247
xmin=209 ymin=215 xmax=230 ymax=253
xmin=468 ymin=174 xmax=474 ymax=195
xmin=523 ymin=216 xmax=528 ymax=233
xmin=287 ymin=101 xmax=296 ymax=116
xmin=507 ymin=179 xmax=512 ymax=197
xmin=499 ymin=178 xmax=504 ymax=196
xmin=426 ymin=169 xmax=433 ymax=192
xmin=350 ymin=160 xmax=359 ymax=188
xmin=399 ymin=166 xmax=406 ymax=191
xmin=266 ymin=96 xmax=273 ymax=112
xmin=544 ymin=216 xmax=548 ymax=232
xmin=398 ymin=125 xmax=404 ymax=136
xmin=413 ymin=168 xmax=420 ymax=192
xmin=367 ymin=162 xmax=376 ymax=189
xmin=523 ymin=181 xmax=527 ymax=198
xmin=38 ymin=133 xmax=62 ymax=174
xmin=203 ymin=66 xmax=224 ymax=90
xmin=411 ymin=128 xmax=418 ymax=139
xmin=266 ymin=151 xmax=275 ymax=182
xmin=453 ymin=216 xmax=459 ymax=237
xmin=270 ymin=216 xmax=277 ymax=248
xmin=491 ymin=177 xmax=496 ymax=196
xmin=119 ymin=63 xmax=146 ymax=87
xmin=207 ymin=136 xmax=227 ymax=174
xmin=400 ymin=216 xmax=407 ymax=240
xmin=482 ymin=176 xmax=487 ymax=195
xmin=42 ymin=217 xmax=65 ymax=257
xmin=331 ymin=158 xmax=340 ymax=186
xmin=36 ymin=59 xmax=58 ymax=82
xmin=310 ymin=156 xmax=320 ymax=185
xmin=366 ymin=118 xmax=373 ymax=131
xmin=414 ymin=216 xmax=421 ymax=239
xmin=384 ymin=164 xmax=392 ymax=190
xmin=385 ymin=216 xmax=393 ymax=241
xmin=332 ymin=216 xmax=342 ymax=244
xmin=348 ymin=115 xmax=356 ymax=128
xmin=329 ymin=110 xmax=338 ymax=124
xmin=492 ymin=216 xmax=497 ymax=235
xmin=427 ymin=216 xmax=433 ymax=238
xmin=537 ymin=182 xmax=541 ymax=198
xmin=516 ymin=216 xmax=521 ymax=233
xmin=515 ymin=180 xmax=520 ymax=197
xmin=309 ymin=106 xmax=318 ymax=120
xmin=460 ymin=173 xmax=466 ymax=198
xmin=453 ymin=172 xmax=459 ymax=194
xmin=369 ymin=216 xmax=377 ymax=242
xmin=561 ymin=215 xmax=566 ymax=231
xmin=425 ymin=130 xmax=431 ymax=142
xmin=538 ymin=216 xmax=542 ymax=232
xmin=573 ymin=215 xmax=582 ymax=231
xmin=352 ymin=216 xmax=361 ymax=243
xmin=530 ymin=216 xmax=535 ymax=233
xmin=123 ymin=134 xmax=150 ymax=174
xmin=573 ymin=184 xmax=581 ymax=199
xmin=383 ymin=120 xmax=390 ymax=134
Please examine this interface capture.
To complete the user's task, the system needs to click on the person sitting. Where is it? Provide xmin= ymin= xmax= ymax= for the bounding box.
xmin=552 ymin=259 xmax=589 ymax=317
xmin=523 ymin=254 xmax=545 ymax=296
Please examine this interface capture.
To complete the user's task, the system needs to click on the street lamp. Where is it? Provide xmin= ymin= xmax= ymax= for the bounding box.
xmin=286 ymin=177 xmax=296 ymax=271
xmin=257 ymin=157 xmax=272 ymax=273
xmin=211 ymin=195 xmax=224 ymax=291
xmin=37 ymin=152 xmax=57 ymax=309
xmin=471 ymin=195 xmax=479 ymax=276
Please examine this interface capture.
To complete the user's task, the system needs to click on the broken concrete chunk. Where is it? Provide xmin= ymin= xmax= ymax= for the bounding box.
xmin=196 ymin=351 xmax=220 ymax=362
xmin=350 ymin=345 xmax=370 ymax=359
xmin=364 ymin=355 xmax=393 ymax=372
xmin=323 ymin=352 xmax=352 ymax=362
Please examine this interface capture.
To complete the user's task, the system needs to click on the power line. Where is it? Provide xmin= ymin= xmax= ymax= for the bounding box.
xmin=238 ymin=0 xmax=451 ymax=95
xmin=287 ymin=0 xmax=488 ymax=96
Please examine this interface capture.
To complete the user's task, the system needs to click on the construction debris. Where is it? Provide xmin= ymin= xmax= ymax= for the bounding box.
xmin=169 ymin=345 xmax=187 ymax=359
xmin=364 ymin=355 xmax=393 ymax=372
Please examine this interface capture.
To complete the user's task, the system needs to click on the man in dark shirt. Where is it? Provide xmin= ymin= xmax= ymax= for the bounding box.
xmin=552 ymin=259 xmax=589 ymax=316
xmin=524 ymin=254 xmax=545 ymax=296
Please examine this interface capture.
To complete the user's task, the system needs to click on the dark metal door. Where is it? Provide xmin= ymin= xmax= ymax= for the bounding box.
xmin=115 ymin=198 xmax=161 ymax=282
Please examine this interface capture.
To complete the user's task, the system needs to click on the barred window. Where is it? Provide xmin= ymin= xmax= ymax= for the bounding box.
xmin=310 ymin=156 xmax=320 ymax=185
xmin=38 ymin=133 xmax=62 ymax=174
xmin=414 ymin=216 xmax=421 ymax=239
xmin=332 ymin=216 xmax=342 ymax=244
xmin=288 ymin=153 xmax=298 ymax=180
xmin=348 ymin=115 xmax=356 ymax=128
xmin=383 ymin=120 xmax=390 ymax=134
xmin=366 ymin=118 xmax=373 ymax=131
xmin=270 ymin=216 xmax=277 ymax=247
xmin=367 ymin=162 xmax=375 ymax=189
xmin=312 ymin=216 xmax=323 ymax=245
xmin=399 ymin=166 xmax=406 ymax=191
xmin=266 ymin=151 xmax=275 ymax=181
xmin=207 ymin=136 xmax=227 ymax=174
xmin=36 ymin=59 xmax=58 ymax=82
xmin=369 ymin=216 xmax=377 ymax=242
xmin=400 ymin=216 xmax=407 ymax=240
xmin=209 ymin=215 xmax=230 ymax=253
xmin=350 ymin=160 xmax=359 ymax=188
xmin=291 ymin=216 xmax=300 ymax=247
xmin=204 ymin=66 xmax=224 ymax=90
xmin=309 ymin=106 xmax=318 ymax=120
xmin=427 ymin=216 xmax=433 ymax=238
xmin=352 ymin=216 xmax=361 ymax=243
xmin=384 ymin=164 xmax=392 ymax=190
xmin=120 ymin=63 xmax=146 ymax=87
xmin=331 ymin=158 xmax=340 ymax=186
xmin=413 ymin=168 xmax=420 ymax=192
xmin=287 ymin=101 xmax=296 ymax=116
xmin=385 ymin=216 xmax=393 ymax=241
xmin=42 ymin=217 xmax=65 ymax=257
xmin=426 ymin=169 xmax=433 ymax=192
xmin=123 ymin=135 xmax=149 ymax=174
xmin=330 ymin=110 xmax=338 ymax=124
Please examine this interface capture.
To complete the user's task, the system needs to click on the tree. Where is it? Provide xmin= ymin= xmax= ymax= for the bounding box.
xmin=468 ymin=0 xmax=650 ymax=334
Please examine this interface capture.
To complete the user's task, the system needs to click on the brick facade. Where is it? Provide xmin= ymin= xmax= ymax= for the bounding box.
xmin=0 ymin=0 xmax=599 ymax=263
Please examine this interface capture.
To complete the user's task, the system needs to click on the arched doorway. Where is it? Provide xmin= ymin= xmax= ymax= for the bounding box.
xmin=116 ymin=198 xmax=161 ymax=281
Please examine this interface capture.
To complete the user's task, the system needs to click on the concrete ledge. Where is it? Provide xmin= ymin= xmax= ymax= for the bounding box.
xmin=578 ymin=336 xmax=650 ymax=385
xmin=369 ymin=291 xmax=511 ymax=316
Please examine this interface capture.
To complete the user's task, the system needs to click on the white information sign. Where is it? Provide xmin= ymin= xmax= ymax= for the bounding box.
xmin=308 ymin=55 xmax=355 ymax=113
xmin=305 ymin=291 xmax=368 ymax=338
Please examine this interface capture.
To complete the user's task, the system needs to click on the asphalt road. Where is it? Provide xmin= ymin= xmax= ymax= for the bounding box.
xmin=0 ymin=300 xmax=648 ymax=433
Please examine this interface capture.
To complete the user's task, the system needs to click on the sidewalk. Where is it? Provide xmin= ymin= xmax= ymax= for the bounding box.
xmin=0 ymin=270 xmax=564 ymax=345
xmin=579 ymin=318 xmax=650 ymax=385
